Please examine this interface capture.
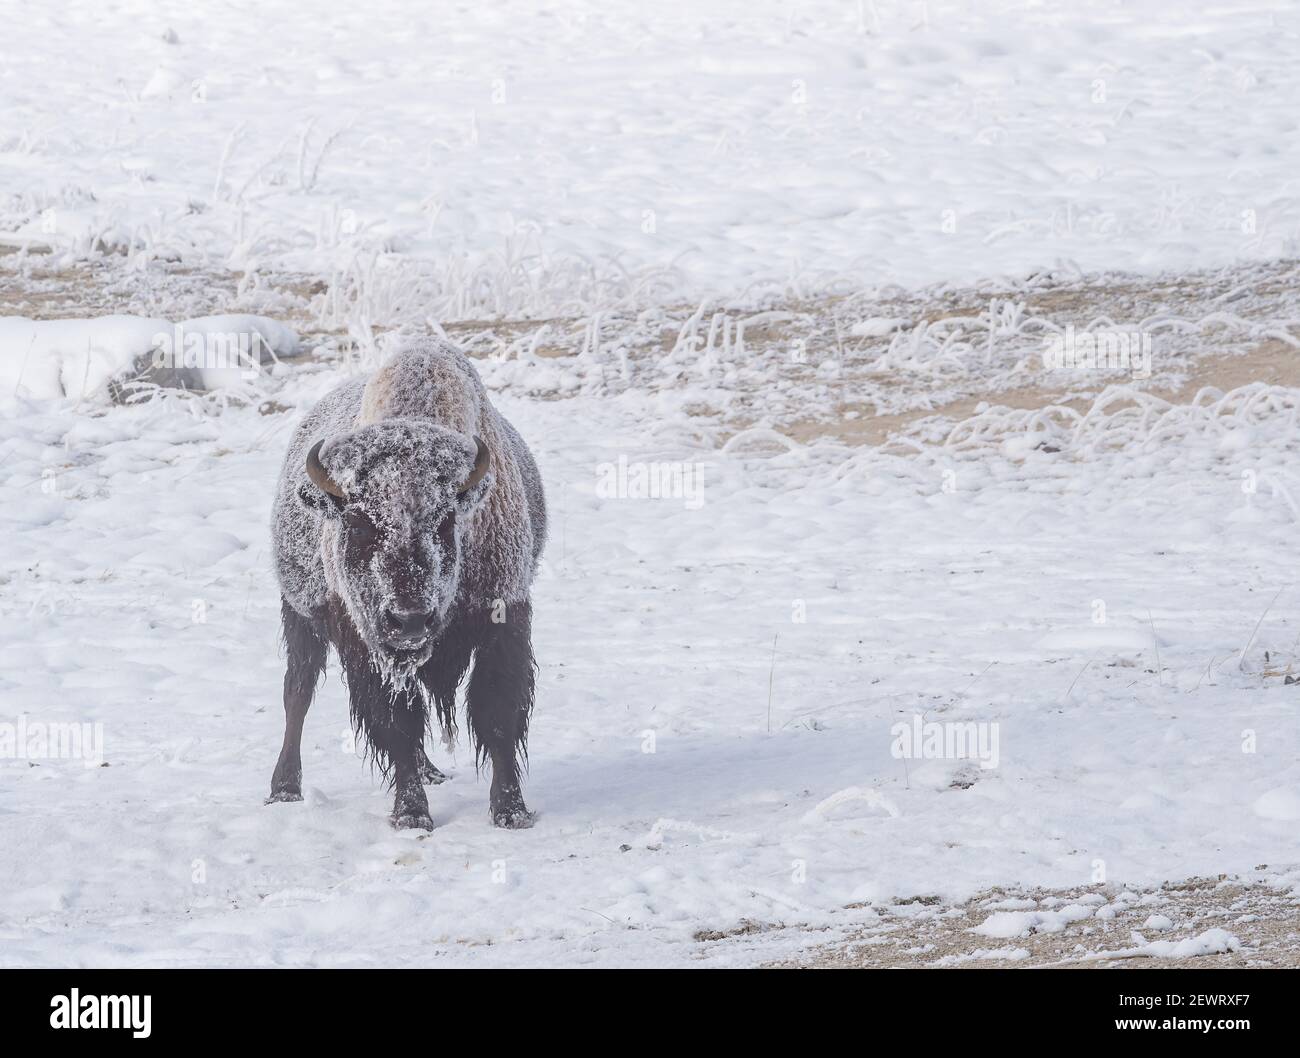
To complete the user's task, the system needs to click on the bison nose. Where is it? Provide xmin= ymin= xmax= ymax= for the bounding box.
xmin=384 ymin=609 xmax=437 ymax=642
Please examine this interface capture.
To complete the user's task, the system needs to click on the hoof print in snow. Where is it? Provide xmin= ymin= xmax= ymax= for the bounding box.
xmin=949 ymin=765 xmax=980 ymax=790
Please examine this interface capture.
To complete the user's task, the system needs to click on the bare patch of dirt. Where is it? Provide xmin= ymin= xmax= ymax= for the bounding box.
xmin=774 ymin=877 xmax=1300 ymax=968
xmin=776 ymin=337 xmax=1300 ymax=447
xmin=0 ymin=258 xmax=267 ymax=325
xmin=0 ymin=256 xmax=580 ymax=356
xmin=693 ymin=919 xmax=774 ymax=943
xmin=5 ymin=254 xmax=1300 ymax=448
xmin=1172 ymin=337 xmax=1300 ymax=393
xmin=779 ymin=388 xmax=1083 ymax=447
xmin=752 ymin=261 xmax=1300 ymax=447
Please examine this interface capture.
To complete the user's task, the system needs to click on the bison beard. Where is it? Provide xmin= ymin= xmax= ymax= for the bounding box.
xmin=267 ymin=338 xmax=546 ymax=831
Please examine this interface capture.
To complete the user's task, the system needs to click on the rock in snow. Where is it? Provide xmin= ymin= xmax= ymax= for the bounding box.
xmin=0 ymin=315 xmax=299 ymax=400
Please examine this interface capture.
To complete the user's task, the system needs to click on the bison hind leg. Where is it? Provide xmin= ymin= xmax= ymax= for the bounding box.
xmin=416 ymin=742 xmax=448 ymax=786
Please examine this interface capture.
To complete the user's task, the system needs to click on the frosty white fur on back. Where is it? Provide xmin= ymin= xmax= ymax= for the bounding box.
xmin=271 ymin=336 xmax=546 ymax=626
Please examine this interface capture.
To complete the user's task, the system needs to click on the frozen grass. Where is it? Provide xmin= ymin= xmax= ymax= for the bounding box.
xmin=10 ymin=252 xmax=1300 ymax=443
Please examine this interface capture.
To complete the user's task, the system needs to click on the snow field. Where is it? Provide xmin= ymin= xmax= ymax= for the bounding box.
xmin=2 ymin=357 xmax=1300 ymax=964
xmin=5 ymin=1 xmax=1300 ymax=316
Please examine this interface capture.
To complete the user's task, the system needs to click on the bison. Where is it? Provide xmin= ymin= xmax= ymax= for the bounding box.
xmin=268 ymin=337 xmax=546 ymax=830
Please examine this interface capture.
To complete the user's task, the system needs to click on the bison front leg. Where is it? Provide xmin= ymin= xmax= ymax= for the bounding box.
xmin=268 ymin=600 xmax=328 ymax=804
xmin=357 ymin=688 xmax=435 ymax=831
xmin=467 ymin=599 xmax=536 ymax=829
xmin=330 ymin=604 xmax=435 ymax=830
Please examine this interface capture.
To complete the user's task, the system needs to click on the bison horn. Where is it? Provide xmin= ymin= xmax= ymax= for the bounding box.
xmin=305 ymin=440 xmax=345 ymax=498
xmin=459 ymin=436 xmax=490 ymax=495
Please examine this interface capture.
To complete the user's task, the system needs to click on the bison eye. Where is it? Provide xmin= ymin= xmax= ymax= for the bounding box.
xmin=344 ymin=510 xmax=379 ymax=548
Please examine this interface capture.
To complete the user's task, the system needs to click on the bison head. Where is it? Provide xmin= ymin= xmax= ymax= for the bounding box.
xmin=299 ymin=420 xmax=493 ymax=676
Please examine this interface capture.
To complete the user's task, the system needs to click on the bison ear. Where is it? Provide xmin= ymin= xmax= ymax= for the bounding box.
xmin=297 ymin=481 xmax=344 ymax=517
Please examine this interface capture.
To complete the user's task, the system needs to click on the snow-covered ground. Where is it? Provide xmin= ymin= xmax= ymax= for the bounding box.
xmin=3 ymin=348 xmax=1300 ymax=966
xmin=3 ymin=0 xmax=1300 ymax=967
xmin=5 ymin=0 xmax=1300 ymax=315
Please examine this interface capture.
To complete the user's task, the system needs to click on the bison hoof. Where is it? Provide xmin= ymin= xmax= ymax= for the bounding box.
xmin=492 ymin=805 xmax=536 ymax=830
xmin=418 ymin=760 xmax=449 ymax=786
xmin=265 ymin=788 xmax=303 ymax=804
xmin=391 ymin=809 xmax=435 ymax=832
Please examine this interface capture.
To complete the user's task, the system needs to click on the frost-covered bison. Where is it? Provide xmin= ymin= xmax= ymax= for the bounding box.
xmin=268 ymin=337 xmax=546 ymax=830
